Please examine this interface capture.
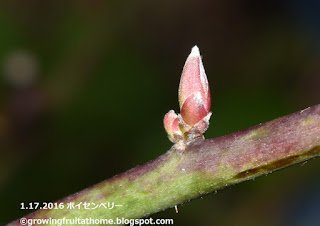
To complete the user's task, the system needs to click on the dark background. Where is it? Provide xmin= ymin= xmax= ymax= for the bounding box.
xmin=1 ymin=1 xmax=320 ymax=225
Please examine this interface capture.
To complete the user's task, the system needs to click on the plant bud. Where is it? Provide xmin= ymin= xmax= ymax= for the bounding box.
xmin=164 ymin=46 xmax=212 ymax=143
xmin=163 ymin=110 xmax=183 ymax=143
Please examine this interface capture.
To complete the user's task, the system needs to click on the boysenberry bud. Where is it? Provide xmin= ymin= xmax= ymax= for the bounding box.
xmin=179 ymin=46 xmax=211 ymax=125
xmin=163 ymin=110 xmax=183 ymax=143
xmin=164 ymin=46 xmax=212 ymax=143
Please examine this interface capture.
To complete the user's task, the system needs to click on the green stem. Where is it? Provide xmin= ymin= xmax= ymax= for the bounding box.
xmin=9 ymin=104 xmax=320 ymax=225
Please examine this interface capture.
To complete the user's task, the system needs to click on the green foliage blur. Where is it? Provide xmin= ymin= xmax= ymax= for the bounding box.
xmin=1 ymin=1 xmax=320 ymax=225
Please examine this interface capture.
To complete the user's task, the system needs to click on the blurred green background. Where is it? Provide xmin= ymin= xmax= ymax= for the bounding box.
xmin=1 ymin=1 xmax=320 ymax=225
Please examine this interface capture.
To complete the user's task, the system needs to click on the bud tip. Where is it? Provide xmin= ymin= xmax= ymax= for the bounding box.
xmin=190 ymin=45 xmax=200 ymax=57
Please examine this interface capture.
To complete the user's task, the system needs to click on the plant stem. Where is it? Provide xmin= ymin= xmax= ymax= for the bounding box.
xmin=9 ymin=104 xmax=320 ymax=225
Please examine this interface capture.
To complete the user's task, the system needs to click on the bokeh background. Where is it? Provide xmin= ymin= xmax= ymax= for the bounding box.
xmin=1 ymin=1 xmax=320 ymax=225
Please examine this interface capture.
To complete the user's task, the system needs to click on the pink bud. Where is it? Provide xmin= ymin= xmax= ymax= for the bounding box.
xmin=163 ymin=110 xmax=183 ymax=143
xmin=164 ymin=45 xmax=212 ymax=144
xmin=179 ymin=46 xmax=211 ymax=127
xmin=179 ymin=46 xmax=211 ymax=115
